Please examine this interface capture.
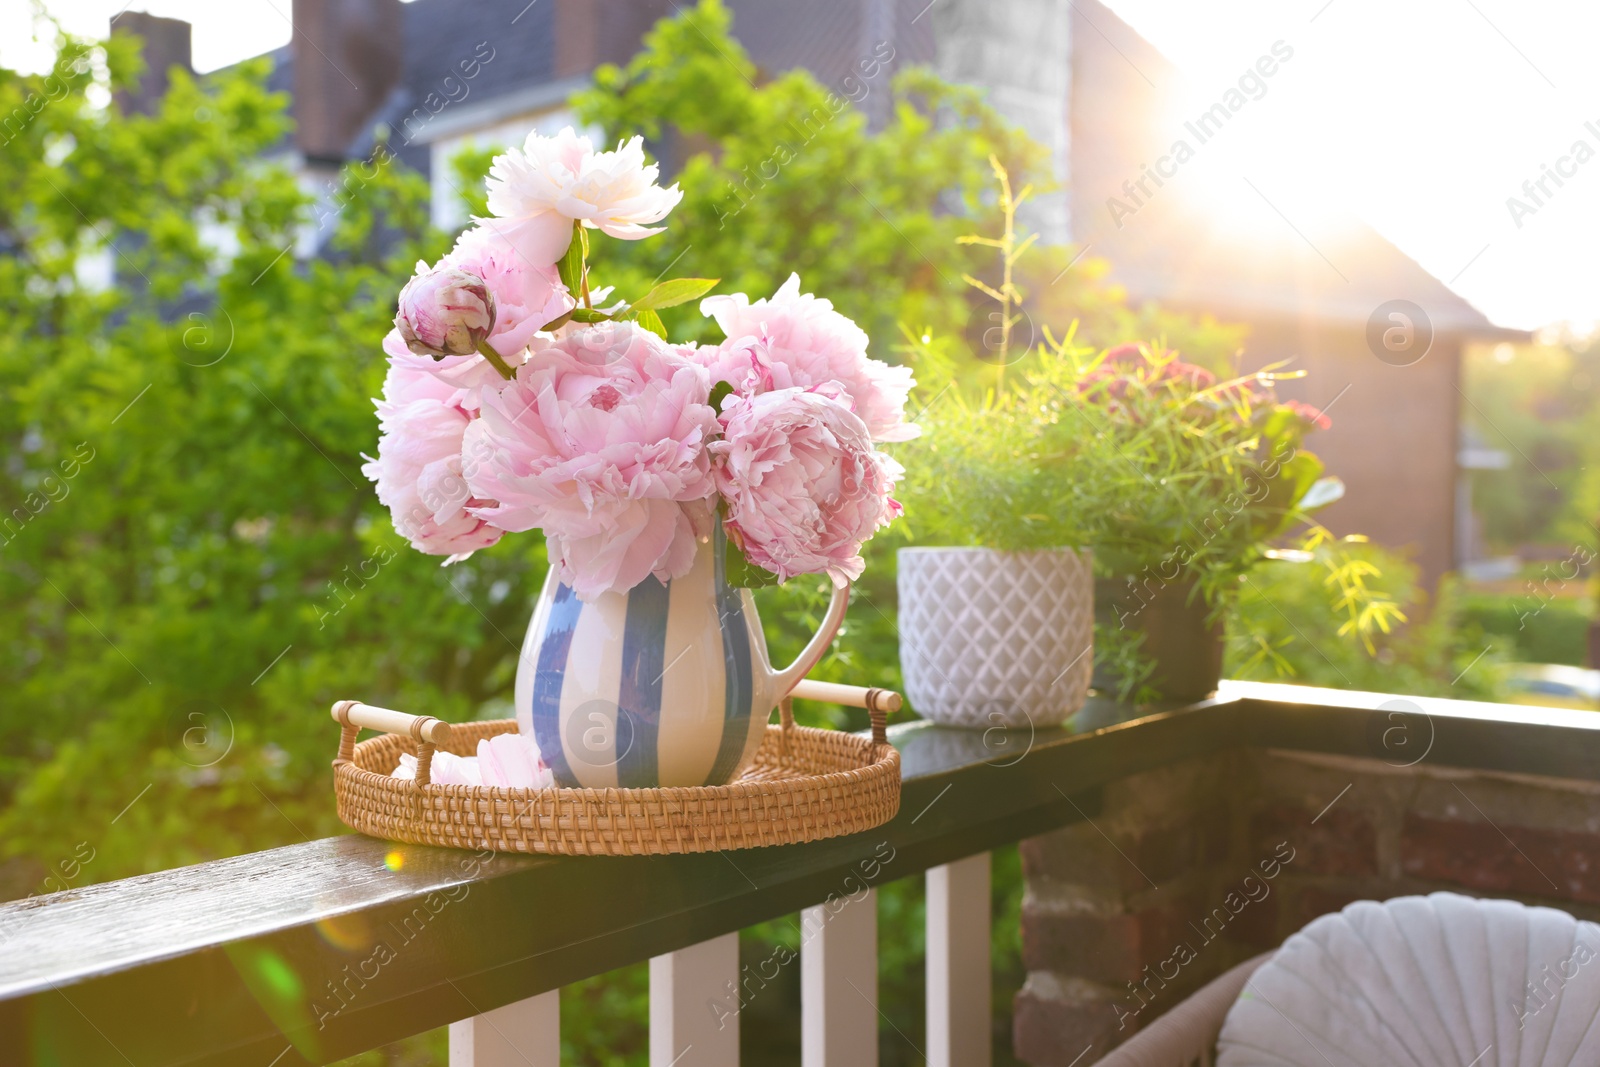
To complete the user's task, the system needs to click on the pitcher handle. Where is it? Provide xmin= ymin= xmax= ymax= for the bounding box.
xmin=770 ymin=581 xmax=851 ymax=698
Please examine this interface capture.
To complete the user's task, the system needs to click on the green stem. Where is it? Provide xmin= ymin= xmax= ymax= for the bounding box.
xmin=476 ymin=340 xmax=516 ymax=381
xmin=996 ymin=165 xmax=1015 ymax=386
xmin=578 ymin=223 xmax=592 ymax=309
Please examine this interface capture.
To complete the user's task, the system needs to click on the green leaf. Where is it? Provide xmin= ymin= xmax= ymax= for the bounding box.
xmin=708 ymin=379 xmax=735 ymax=415
xmin=556 ymin=220 xmax=584 ymax=295
xmin=569 ymin=307 xmax=612 ymax=323
xmin=635 ymin=307 xmax=668 ymax=339
xmin=1297 ymin=476 xmax=1345 ymax=513
xmin=1251 ymin=451 xmax=1325 ymax=543
xmin=724 ymin=535 xmax=780 ymax=589
xmin=538 ymin=310 xmax=574 ymax=332
xmin=631 ymin=277 xmax=720 ymax=311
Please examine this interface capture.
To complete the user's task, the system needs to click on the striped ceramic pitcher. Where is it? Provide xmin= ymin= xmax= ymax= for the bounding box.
xmin=513 ymin=531 xmax=850 ymax=788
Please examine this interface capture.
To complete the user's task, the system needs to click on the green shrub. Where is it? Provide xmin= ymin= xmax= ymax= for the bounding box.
xmin=1226 ymin=540 xmax=1506 ymax=700
xmin=0 ymin=6 xmax=1076 ymax=1065
xmin=1461 ymin=591 xmax=1592 ymax=667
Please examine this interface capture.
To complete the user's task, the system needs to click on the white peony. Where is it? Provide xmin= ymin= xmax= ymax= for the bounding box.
xmin=482 ymin=126 xmax=683 ymax=266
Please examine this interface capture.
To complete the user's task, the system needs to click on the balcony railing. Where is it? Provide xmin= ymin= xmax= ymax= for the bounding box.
xmin=3 ymin=681 xmax=1598 ymax=1066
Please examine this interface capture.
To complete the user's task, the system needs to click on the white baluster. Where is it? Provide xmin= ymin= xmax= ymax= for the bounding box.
xmin=927 ymin=852 xmax=991 ymax=1067
xmin=448 ymin=989 xmax=559 ymax=1067
xmin=651 ymin=931 xmax=741 ymax=1066
xmin=802 ymin=888 xmax=878 ymax=1067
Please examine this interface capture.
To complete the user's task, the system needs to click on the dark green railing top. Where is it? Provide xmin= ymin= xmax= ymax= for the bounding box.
xmin=3 ymin=682 xmax=1598 ymax=1065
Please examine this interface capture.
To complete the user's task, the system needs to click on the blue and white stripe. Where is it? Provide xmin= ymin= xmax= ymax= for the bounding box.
xmin=514 ymin=537 xmax=771 ymax=789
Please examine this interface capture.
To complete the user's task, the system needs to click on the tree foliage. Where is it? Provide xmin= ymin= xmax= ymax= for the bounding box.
xmin=1226 ymin=539 xmax=1505 ymax=700
xmin=0 ymin=4 xmax=1440 ymax=1064
xmin=1462 ymin=336 xmax=1600 ymax=553
xmin=0 ymin=6 xmax=1078 ymax=1062
xmin=0 ymin=29 xmax=545 ymax=887
xmin=569 ymin=0 xmax=1046 ymax=350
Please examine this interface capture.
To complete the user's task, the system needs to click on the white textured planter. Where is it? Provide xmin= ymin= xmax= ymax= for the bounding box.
xmin=897 ymin=547 xmax=1094 ymax=729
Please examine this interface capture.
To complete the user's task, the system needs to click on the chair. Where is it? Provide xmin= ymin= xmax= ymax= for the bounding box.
xmin=1097 ymin=892 xmax=1600 ymax=1066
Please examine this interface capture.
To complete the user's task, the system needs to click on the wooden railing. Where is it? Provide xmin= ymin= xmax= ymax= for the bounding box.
xmin=4 ymin=682 xmax=1600 ymax=1066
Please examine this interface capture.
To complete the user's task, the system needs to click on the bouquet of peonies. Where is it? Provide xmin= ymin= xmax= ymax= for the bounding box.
xmin=362 ymin=127 xmax=915 ymax=602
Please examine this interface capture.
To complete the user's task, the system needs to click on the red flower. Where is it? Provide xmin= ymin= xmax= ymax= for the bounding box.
xmin=1285 ymin=400 xmax=1332 ymax=431
xmin=1164 ymin=360 xmax=1217 ymax=388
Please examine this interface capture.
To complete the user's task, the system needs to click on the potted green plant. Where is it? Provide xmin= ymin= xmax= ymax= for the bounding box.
xmin=895 ymin=372 xmax=1102 ymax=727
xmin=1034 ymin=338 xmax=1348 ymax=702
xmin=893 ymin=164 xmax=1100 ymax=728
xmin=896 ymin=159 xmax=1386 ymax=717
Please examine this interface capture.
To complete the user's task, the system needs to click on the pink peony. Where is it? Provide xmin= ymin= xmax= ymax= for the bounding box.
xmin=710 ymin=386 xmax=903 ymax=586
xmin=360 ymin=361 xmax=506 ymax=561
xmin=476 ymin=733 xmax=554 ymax=789
xmin=385 ymin=229 xmax=573 ymax=389
xmin=483 ymin=126 xmax=684 ymax=266
xmin=390 ymin=733 xmax=553 ymax=788
xmin=392 ymin=749 xmax=483 ymax=786
xmin=464 ymin=323 xmax=719 ymax=600
xmin=395 ymin=266 xmax=494 ymax=358
xmin=379 ymin=328 xmax=497 ymax=393
xmin=446 ymin=225 xmax=573 ymax=356
xmin=698 ymin=274 xmax=918 ymax=443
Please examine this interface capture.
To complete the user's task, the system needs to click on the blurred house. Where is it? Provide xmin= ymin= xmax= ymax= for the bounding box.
xmin=115 ymin=0 xmax=1524 ymax=590
xmin=1059 ymin=0 xmax=1527 ymax=594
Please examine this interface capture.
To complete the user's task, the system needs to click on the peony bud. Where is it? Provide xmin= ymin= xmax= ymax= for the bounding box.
xmin=395 ymin=267 xmax=497 ymax=358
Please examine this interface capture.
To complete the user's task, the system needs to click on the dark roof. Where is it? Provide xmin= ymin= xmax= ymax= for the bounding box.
xmin=261 ymin=43 xmax=292 ymax=97
xmin=730 ymin=0 xmax=933 ymax=127
xmin=400 ymin=0 xmax=556 ymax=110
xmin=729 ymin=0 xmax=933 ymax=84
xmin=733 ymin=0 xmax=866 ymax=85
xmin=206 ymin=0 xmax=1513 ymax=338
xmin=217 ymin=0 xmax=933 ymax=155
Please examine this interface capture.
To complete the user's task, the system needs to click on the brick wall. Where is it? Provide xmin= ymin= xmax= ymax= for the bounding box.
xmin=1013 ymin=748 xmax=1600 ymax=1064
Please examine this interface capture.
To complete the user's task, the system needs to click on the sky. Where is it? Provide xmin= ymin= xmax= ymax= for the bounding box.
xmin=3 ymin=0 xmax=1597 ymax=332
xmin=1101 ymin=0 xmax=1600 ymax=335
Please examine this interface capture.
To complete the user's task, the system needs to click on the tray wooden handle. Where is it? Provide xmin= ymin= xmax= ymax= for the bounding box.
xmin=331 ymin=700 xmax=454 ymax=786
xmin=332 ymin=700 xmax=453 ymax=743
xmin=789 ymin=679 xmax=902 ymax=715
xmin=782 ymin=680 xmax=899 ymax=748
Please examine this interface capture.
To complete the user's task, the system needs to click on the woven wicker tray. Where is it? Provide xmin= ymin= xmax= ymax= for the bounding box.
xmin=329 ymin=680 xmax=902 ymax=856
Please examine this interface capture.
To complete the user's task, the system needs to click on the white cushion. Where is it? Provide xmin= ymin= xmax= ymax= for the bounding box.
xmin=1218 ymin=892 xmax=1600 ymax=1066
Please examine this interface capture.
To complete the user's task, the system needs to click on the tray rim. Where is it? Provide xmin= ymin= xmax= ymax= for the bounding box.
xmin=332 ymin=718 xmax=902 ymax=855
